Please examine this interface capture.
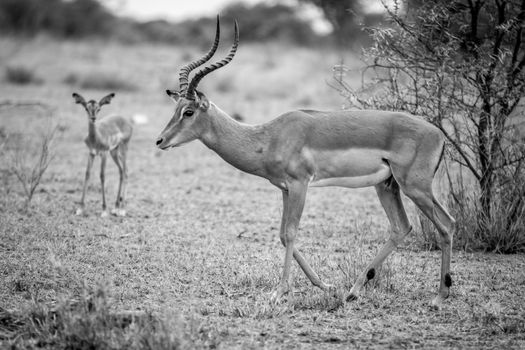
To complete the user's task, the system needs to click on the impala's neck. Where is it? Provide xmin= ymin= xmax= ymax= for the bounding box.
xmin=87 ymin=120 xmax=101 ymax=143
xmin=200 ymin=103 xmax=266 ymax=175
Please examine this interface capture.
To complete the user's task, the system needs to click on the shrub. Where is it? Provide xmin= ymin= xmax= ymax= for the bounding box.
xmin=5 ymin=65 xmax=42 ymax=85
xmin=9 ymin=113 xmax=57 ymax=209
xmin=64 ymin=72 xmax=137 ymax=91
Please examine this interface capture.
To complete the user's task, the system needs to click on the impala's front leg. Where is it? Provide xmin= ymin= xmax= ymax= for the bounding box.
xmin=100 ymin=153 xmax=109 ymax=218
xmin=271 ymin=182 xmax=307 ymax=303
xmin=76 ymin=152 xmax=95 ymax=216
xmin=279 ymin=190 xmax=334 ymax=293
xmin=109 ymin=144 xmax=127 ymax=217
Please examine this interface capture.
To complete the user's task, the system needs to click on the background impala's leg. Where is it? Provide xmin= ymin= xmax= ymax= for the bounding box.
xmin=270 ymin=183 xmax=307 ymax=302
xmin=110 ymin=143 xmax=127 ymax=216
xmin=110 ymin=148 xmax=122 ymax=208
xmin=100 ymin=153 xmax=108 ymax=217
xmin=119 ymin=142 xmax=129 ymax=215
xmin=76 ymin=152 xmax=95 ymax=215
xmin=279 ymin=190 xmax=333 ymax=292
xmin=348 ymin=178 xmax=412 ymax=301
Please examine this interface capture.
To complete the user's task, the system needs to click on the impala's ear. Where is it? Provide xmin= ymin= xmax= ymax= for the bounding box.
xmin=99 ymin=93 xmax=115 ymax=106
xmin=166 ymin=89 xmax=180 ymax=102
xmin=72 ymin=92 xmax=86 ymax=106
xmin=196 ymin=91 xmax=210 ymax=110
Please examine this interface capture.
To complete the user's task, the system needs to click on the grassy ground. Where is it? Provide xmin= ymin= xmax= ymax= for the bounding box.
xmin=1 ymin=36 xmax=524 ymax=349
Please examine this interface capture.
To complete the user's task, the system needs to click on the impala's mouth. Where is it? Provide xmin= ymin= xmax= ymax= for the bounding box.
xmin=156 ymin=135 xmax=188 ymax=150
xmin=157 ymin=142 xmax=178 ymax=150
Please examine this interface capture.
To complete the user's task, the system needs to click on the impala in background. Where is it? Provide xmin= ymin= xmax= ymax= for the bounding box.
xmin=156 ymin=17 xmax=456 ymax=308
xmin=73 ymin=93 xmax=132 ymax=217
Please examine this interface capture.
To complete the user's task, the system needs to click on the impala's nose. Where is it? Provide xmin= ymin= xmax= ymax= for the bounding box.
xmin=156 ymin=138 xmax=163 ymax=146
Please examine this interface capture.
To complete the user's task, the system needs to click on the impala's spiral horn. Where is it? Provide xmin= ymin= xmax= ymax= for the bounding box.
xmin=186 ymin=20 xmax=239 ymax=100
xmin=178 ymin=15 xmax=221 ymax=95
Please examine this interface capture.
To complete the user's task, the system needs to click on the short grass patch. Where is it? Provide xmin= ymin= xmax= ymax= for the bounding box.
xmin=0 ymin=285 xmax=205 ymax=350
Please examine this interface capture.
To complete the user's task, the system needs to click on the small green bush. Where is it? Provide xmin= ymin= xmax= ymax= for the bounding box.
xmin=5 ymin=66 xmax=42 ymax=85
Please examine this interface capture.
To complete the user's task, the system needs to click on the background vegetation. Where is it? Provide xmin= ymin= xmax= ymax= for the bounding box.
xmin=0 ymin=0 xmax=324 ymax=45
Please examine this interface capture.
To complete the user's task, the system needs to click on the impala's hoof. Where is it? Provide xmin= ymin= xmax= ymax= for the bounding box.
xmin=75 ymin=208 xmax=85 ymax=216
xmin=111 ymin=208 xmax=126 ymax=217
xmin=270 ymin=285 xmax=290 ymax=304
xmin=100 ymin=210 xmax=109 ymax=218
xmin=430 ymin=295 xmax=446 ymax=310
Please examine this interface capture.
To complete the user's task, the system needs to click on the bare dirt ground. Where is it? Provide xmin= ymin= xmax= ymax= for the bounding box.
xmin=1 ymin=37 xmax=524 ymax=349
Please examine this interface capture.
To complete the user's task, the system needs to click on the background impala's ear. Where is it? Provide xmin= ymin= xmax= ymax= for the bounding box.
xmin=99 ymin=92 xmax=115 ymax=106
xmin=196 ymin=91 xmax=210 ymax=110
xmin=166 ymin=89 xmax=180 ymax=102
xmin=72 ymin=92 xmax=86 ymax=106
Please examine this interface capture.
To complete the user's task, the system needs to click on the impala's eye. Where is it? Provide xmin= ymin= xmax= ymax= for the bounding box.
xmin=183 ymin=110 xmax=194 ymax=117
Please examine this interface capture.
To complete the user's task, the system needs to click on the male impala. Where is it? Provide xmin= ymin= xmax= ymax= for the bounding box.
xmin=73 ymin=92 xmax=132 ymax=217
xmin=156 ymin=18 xmax=455 ymax=307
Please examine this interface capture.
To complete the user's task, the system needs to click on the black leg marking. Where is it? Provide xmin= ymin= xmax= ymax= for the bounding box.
xmin=444 ymin=273 xmax=452 ymax=288
xmin=366 ymin=268 xmax=376 ymax=281
xmin=346 ymin=294 xmax=358 ymax=302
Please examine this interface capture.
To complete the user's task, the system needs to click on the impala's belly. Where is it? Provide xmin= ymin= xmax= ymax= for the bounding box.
xmin=306 ymin=147 xmax=392 ymax=188
xmin=105 ymin=132 xmax=124 ymax=150
xmin=309 ymin=166 xmax=391 ymax=188
xmin=85 ymin=132 xmax=123 ymax=152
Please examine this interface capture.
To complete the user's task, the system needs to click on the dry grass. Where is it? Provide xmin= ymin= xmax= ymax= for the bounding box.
xmin=0 ymin=36 xmax=524 ymax=349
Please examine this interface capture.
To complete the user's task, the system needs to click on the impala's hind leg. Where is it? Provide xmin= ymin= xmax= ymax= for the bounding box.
xmin=100 ymin=152 xmax=109 ymax=217
xmin=347 ymin=177 xmax=412 ymax=301
xmin=110 ymin=143 xmax=128 ymax=217
xmin=402 ymin=182 xmax=455 ymax=308
xmin=385 ymin=137 xmax=454 ymax=307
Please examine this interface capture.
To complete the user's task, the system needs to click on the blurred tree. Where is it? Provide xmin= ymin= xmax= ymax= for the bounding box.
xmin=221 ymin=2 xmax=319 ymax=45
xmin=0 ymin=0 xmax=114 ymax=37
xmin=298 ymin=0 xmax=364 ymax=46
xmin=0 ymin=0 xmax=327 ymax=46
xmin=55 ymin=0 xmax=115 ymax=37
xmin=0 ymin=0 xmax=54 ymax=34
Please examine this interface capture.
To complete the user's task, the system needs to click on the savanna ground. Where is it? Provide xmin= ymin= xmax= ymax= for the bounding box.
xmin=1 ymin=36 xmax=524 ymax=349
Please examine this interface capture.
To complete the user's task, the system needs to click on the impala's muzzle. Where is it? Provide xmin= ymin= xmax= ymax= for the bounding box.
xmin=156 ymin=137 xmax=170 ymax=150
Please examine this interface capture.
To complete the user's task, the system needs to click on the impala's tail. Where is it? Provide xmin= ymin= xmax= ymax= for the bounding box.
xmin=434 ymin=141 xmax=446 ymax=176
